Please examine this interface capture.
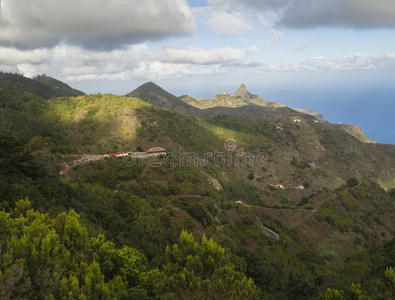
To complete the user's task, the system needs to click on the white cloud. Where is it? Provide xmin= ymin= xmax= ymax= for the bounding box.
xmin=206 ymin=11 xmax=251 ymax=35
xmin=0 ymin=0 xmax=195 ymax=49
xmin=255 ymin=53 xmax=395 ymax=73
xmin=0 ymin=44 xmax=250 ymax=80
xmin=0 ymin=47 xmax=48 ymax=65
xmin=268 ymin=29 xmax=284 ymax=44
xmin=2 ymin=41 xmax=394 ymax=83
xmin=161 ymin=47 xmax=247 ymax=64
xmin=292 ymin=40 xmax=309 ymax=52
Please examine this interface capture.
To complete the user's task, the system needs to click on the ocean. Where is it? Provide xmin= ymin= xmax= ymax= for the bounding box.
xmin=262 ymin=88 xmax=395 ymax=145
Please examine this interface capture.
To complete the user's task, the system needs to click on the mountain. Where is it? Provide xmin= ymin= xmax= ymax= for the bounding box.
xmin=335 ymin=123 xmax=375 ymax=143
xmin=128 ymin=82 xmax=323 ymax=123
xmin=0 ymin=71 xmax=56 ymax=99
xmin=33 ymin=74 xmax=85 ymax=97
xmin=0 ymin=72 xmax=84 ymax=99
xmin=180 ymin=83 xmax=325 ymax=121
xmin=126 ymin=81 xmax=201 ymax=115
xmin=1 ymin=73 xmax=395 ymax=299
xmin=181 ymin=84 xmax=274 ymax=109
xmin=131 ymin=82 xmax=384 ymax=144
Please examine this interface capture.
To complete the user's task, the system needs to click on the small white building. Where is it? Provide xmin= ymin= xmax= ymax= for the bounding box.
xmin=105 ymin=151 xmax=130 ymax=158
xmin=271 ymin=184 xmax=285 ymax=189
xmin=131 ymin=152 xmax=148 ymax=159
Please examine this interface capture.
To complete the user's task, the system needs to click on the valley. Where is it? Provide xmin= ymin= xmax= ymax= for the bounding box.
xmin=0 ymin=72 xmax=394 ymax=299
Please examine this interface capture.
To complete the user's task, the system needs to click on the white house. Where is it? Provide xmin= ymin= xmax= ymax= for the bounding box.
xmin=105 ymin=151 xmax=130 ymax=158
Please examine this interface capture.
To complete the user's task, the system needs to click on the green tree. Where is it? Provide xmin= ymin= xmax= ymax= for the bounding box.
xmin=0 ymin=199 xmax=157 ymax=299
xmin=155 ymin=230 xmax=260 ymax=299
xmin=322 ymin=288 xmax=345 ymax=300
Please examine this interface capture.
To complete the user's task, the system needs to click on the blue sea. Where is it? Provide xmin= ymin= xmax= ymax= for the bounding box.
xmin=120 ymin=76 xmax=395 ymax=145
xmin=262 ymin=88 xmax=395 ymax=145
xmin=158 ymin=72 xmax=395 ymax=145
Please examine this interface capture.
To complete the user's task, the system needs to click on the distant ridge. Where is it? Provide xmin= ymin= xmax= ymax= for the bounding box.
xmin=335 ymin=123 xmax=375 ymax=143
xmin=126 ymin=82 xmax=380 ymax=142
xmin=127 ymin=82 xmax=313 ymax=121
xmin=180 ymin=83 xmax=324 ymax=121
xmin=34 ymin=75 xmax=85 ymax=97
xmin=0 ymin=72 xmax=84 ymax=98
xmin=126 ymin=82 xmax=200 ymax=115
xmin=233 ymin=84 xmax=251 ymax=98
xmin=0 ymin=72 xmax=56 ymax=99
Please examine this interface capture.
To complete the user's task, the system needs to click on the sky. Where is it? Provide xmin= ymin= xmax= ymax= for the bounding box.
xmin=0 ymin=0 xmax=394 ymax=143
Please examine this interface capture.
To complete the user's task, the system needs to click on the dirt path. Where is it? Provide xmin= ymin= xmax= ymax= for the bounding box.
xmin=61 ymin=163 xmax=73 ymax=180
xmin=245 ymin=204 xmax=317 ymax=213
xmin=214 ymin=206 xmax=222 ymax=222
xmin=289 ymin=210 xmax=317 ymax=229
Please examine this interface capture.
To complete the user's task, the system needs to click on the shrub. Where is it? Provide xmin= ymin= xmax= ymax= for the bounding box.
xmin=347 ymin=178 xmax=359 ymax=188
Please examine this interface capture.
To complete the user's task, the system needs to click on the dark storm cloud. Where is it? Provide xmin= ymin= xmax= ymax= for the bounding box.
xmin=208 ymin=0 xmax=395 ymax=29
xmin=0 ymin=0 xmax=195 ymax=49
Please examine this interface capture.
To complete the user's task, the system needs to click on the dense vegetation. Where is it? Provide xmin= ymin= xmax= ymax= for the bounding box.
xmin=0 ymin=200 xmax=257 ymax=299
xmin=0 ymin=73 xmax=394 ymax=299
xmin=33 ymin=74 xmax=85 ymax=97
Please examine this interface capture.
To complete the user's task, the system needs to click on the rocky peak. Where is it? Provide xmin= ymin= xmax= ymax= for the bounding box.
xmin=233 ymin=84 xmax=249 ymax=97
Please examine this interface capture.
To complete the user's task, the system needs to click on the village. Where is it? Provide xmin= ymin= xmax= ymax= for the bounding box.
xmin=62 ymin=146 xmax=305 ymax=242
xmin=270 ymin=183 xmax=306 ymax=190
xmin=71 ymin=147 xmax=167 ymax=165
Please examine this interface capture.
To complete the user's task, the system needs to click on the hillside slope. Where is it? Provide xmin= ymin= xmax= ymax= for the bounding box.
xmin=1 ymin=73 xmax=395 ymax=299
xmin=128 ymin=82 xmax=321 ymax=122
xmin=127 ymin=81 xmax=201 ymax=115
xmin=0 ymin=72 xmax=56 ymax=98
xmin=180 ymin=83 xmax=324 ymax=121
xmin=34 ymin=74 xmax=85 ymax=97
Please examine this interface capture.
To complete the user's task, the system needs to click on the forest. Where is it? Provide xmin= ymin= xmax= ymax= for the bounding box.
xmin=1 ymin=73 xmax=395 ymax=299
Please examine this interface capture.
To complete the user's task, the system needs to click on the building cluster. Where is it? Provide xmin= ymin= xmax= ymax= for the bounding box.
xmin=270 ymin=183 xmax=305 ymax=190
xmin=71 ymin=147 xmax=167 ymax=166
xmin=104 ymin=147 xmax=167 ymax=158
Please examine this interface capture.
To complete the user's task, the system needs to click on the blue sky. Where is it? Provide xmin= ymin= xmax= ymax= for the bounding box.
xmin=1 ymin=0 xmax=394 ymax=95
xmin=0 ymin=0 xmax=394 ymax=142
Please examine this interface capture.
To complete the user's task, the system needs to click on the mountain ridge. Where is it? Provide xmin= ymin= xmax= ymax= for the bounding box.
xmin=129 ymin=82 xmax=380 ymax=143
xmin=1 ymin=72 xmax=395 ymax=299
xmin=180 ymin=83 xmax=325 ymax=121
xmin=33 ymin=74 xmax=85 ymax=97
xmin=128 ymin=82 xmax=326 ymax=124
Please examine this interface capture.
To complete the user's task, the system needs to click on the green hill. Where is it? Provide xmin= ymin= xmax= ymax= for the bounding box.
xmin=127 ymin=81 xmax=202 ymax=115
xmin=1 ymin=73 xmax=395 ymax=299
xmin=128 ymin=82 xmax=322 ymax=122
xmin=0 ymin=71 xmax=56 ymax=99
xmin=34 ymin=74 xmax=85 ymax=97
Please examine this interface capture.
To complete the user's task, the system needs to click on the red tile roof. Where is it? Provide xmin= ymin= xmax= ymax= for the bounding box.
xmin=106 ymin=151 xmax=129 ymax=157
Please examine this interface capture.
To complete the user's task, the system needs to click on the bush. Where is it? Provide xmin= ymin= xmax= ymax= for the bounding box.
xmin=185 ymin=204 xmax=212 ymax=226
xmin=298 ymin=197 xmax=309 ymax=206
xmin=291 ymin=157 xmax=310 ymax=169
xmin=347 ymin=178 xmax=359 ymax=188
